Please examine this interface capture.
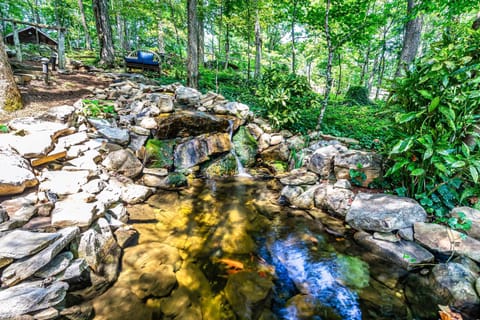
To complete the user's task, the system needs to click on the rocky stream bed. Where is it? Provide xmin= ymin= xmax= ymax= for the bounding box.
xmin=0 ymin=74 xmax=480 ymax=319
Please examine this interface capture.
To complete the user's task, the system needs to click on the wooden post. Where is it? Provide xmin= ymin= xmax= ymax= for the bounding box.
xmin=12 ymin=22 xmax=22 ymax=62
xmin=58 ymin=28 xmax=65 ymax=69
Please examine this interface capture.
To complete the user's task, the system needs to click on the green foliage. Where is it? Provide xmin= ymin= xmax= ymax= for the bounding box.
xmin=82 ymin=99 xmax=116 ymax=118
xmin=145 ymin=139 xmax=175 ymax=169
xmin=345 ymin=86 xmax=372 ymax=106
xmin=289 ymin=149 xmax=305 ymax=169
xmin=254 ymin=66 xmax=320 ymax=133
xmin=0 ymin=125 xmax=9 ymax=133
xmin=322 ymin=103 xmax=395 ymax=150
xmin=385 ymin=28 xmax=480 ymax=229
xmin=349 ymin=163 xmax=367 ymax=186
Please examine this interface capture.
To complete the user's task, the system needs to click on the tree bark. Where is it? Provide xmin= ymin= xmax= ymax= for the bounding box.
xmin=291 ymin=0 xmax=297 ymax=74
xmin=0 ymin=32 xmax=23 ymax=112
xmin=316 ymin=0 xmax=332 ymax=131
xmin=12 ymin=23 xmax=22 ymax=62
xmin=395 ymin=0 xmax=423 ymax=77
xmin=78 ymin=0 xmax=92 ymax=50
xmin=198 ymin=0 xmax=205 ymax=66
xmin=224 ymin=24 xmax=230 ymax=70
xmin=254 ymin=8 xmax=262 ymax=79
xmin=187 ymin=0 xmax=199 ymax=88
xmin=92 ymin=0 xmax=115 ymax=67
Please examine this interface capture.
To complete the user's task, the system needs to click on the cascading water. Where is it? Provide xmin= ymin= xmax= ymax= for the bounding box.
xmin=228 ymin=120 xmax=251 ymax=177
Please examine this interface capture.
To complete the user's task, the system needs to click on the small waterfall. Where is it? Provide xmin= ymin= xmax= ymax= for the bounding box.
xmin=228 ymin=120 xmax=251 ymax=177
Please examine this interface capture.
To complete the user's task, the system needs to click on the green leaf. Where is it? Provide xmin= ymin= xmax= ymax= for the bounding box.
xmin=450 ymin=161 xmax=466 ymax=168
xmin=424 ymin=148 xmax=433 ymax=160
xmin=397 ymin=111 xmax=420 ymax=124
xmin=470 ymin=166 xmax=479 ymax=183
xmin=390 ymin=137 xmax=414 ymax=154
xmin=418 ymin=89 xmax=433 ymax=100
xmin=411 ymin=168 xmax=425 ymax=176
xmin=428 ymin=97 xmax=440 ymax=112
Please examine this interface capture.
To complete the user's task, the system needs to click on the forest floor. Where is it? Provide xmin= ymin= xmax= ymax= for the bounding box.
xmin=0 ymin=69 xmax=111 ymax=123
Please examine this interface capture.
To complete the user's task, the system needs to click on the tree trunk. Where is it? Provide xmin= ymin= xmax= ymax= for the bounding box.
xmin=360 ymin=44 xmax=371 ymax=86
xmin=291 ymin=0 xmax=297 ymax=74
xmin=224 ymin=24 xmax=230 ymax=70
xmin=187 ymin=0 xmax=199 ymax=88
xmin=93 ymin=0 xmax=115 ymax=67
xmin=254 ymin=8 xmax=262 ymax=79
xmin=78 ymin=0 xmax=92 ymax=50
xmin=395 ymin=0 xmax=423 ymax=77
xmin=335 ymin=52 xmax=342 ymax=98
xmin=0 ymin=32 xmax=23 ymax=112
xmin=58 ymin=29 xmax=66 ymax=69
xmin=198 ymin=0 xmax=205 ymax=66
xmin=316 ymin=0 xmax=332 ymax=131
xmin=12 ymin=23 xmax=22 ymax=62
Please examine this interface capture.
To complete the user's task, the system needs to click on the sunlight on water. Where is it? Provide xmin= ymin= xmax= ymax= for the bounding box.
xmin=269 ymin=236 xmax=363 ymax=320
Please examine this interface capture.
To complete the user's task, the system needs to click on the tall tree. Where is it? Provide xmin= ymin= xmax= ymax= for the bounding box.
xmin=395 ymin=0 xmax=423 ymax=77
xmin=187 ymin=0 xmax=199 ymax=88
xmin=0 ymin=32 xmax=22 ymax=112
xmin=254 ymin=6 xmax=262 ymax=79
xmin=92 ymin=0 xmax=115 ymax=67
xmin=78 ymin=0 xmax=92 ymax=50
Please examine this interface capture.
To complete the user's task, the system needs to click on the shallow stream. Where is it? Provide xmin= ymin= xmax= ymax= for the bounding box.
xmin=93 ymin=177 xmax=410 ymax=319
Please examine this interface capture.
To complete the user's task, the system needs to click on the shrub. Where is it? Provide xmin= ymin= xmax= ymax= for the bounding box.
xmin=345 ymin=86 xmax=372 ymax=106
xmin=385 ymin=27 xmax=480 ymax=229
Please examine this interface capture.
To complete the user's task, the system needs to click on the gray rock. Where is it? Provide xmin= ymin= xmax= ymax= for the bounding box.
xmin=279 ymin=169 xmax=319 ymax=186
xmin=8 ymin=117 xmax=68 ymax=133
xmin=398 ymin=227 xmax=414 ymax=241
xmin=97 ymin=126 xmax=130 ymax=146
xmin=1 ymin=227 xmax=80 ymax=286
xmin=354 ymin=231 xmax=434 ymax=270
xmin=139 ymin=117 xmax=158 ymax=130
xmin=31 ymin=307 xmax=60 ymax=320
xmin=307 ymin=145 xmax=339 ymax=178
xmin=128 ymin=132 xmax=148 ymax=153
xmin=34 ymin=252 xmax=74 ymax=278
xmin=246 ymin=123 xmax=263 ymax=140
xmin=129 ymin=125 xmax=150 ymax=136
xmin=174 ymin=133 xmax=231 ymax=169
xmin=56 ymin=131 xmax=89 ymax=149
xmin=405 ymin=261 xmax=480 ymax=319
xmin=314 ymin=184 xmax=355 ymax=217
xmin=151 ymin=93 xmax=174 ymax=113
xmin=66 ymin=149 xmax=101 ymax=170
xmin=108 ymin=203 xmax=128 ymax=223
xmin=82 ymin=179 xmax=106 ymax=194
xmin=0 ymin=230 xmax=60 ymax=259
xmin=0 ymin=208 xmax=7 ymax=223
xmin=334 ymin=149 xmax=383 ymax=187
xmin=346 ymin=193 xmax=427 ymax=232
xmin=290 ymin=185 xmax=319 ymax=209
xmin=414 ymin=222 xmax=480 ymax=263
xmin=78 ymin=218 xmax=120 ymax=283
xmin=0 ymin=280 xmax=68 ymax=318
xmin=280 ymin=186 xmax=304 ymax=205
xmin=57 ymin=258 xmax=89 ymax=282
xmin=109 ymin=177 xmax=154 ymax=204
xmin=175 ymin=86 xmax=201 ymax=106
xmin=102 ymin=149 xmax=143 ymax=178
xmin=51 ymin=193 xmax=97 ymax=228
xmin=451 ymin=206 xmax=480 ymax=241
xmin=0 ymin=147 xmax=38 ymax=196
xmin=39 ymin=105 xmax=76 ymax=125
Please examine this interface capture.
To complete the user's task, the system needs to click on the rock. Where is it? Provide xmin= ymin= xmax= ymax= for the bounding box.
xmin=405 ymin=261 xmax=480 ymax=319
xmin=155 ymin=110 xmax=230 ymax=139
xmin=116 ymin=180 xmax=154 ymax=204
xmin=82 ymin=179 xmax=106 ymax=194
xmin=21 ymin=216 xmax=54 ymax=233
xmin=0 ymin=208 xmax=8 ymax=223
xmin=97 ymin=126 xmax=130 ymax=146
xmin=1 ymin=226 xmax=80 ymax=287
xmin=334 ymin=150 xmax=383 ymax=187
xmin=128 ymin=132 xmax=148 ymax=154
xmin=66 ymin=149 xmax=101 ymax=170
xmin=139 ymin=117 xmax=158 ymax=130
xmin=129 ymin=125 xmax=150 ymax=136
xmin=290 ymin=185 xmax=319 ymax=209
xmin=78 ymin=218 xmax=121 ymax=283
xmin=281 ymin=185 xmax=304 ymax=205
xmin=345 ymin=193 xmax=427 ymax=232
xmin=260 ymin=143 xmax=290 ymax=162
xmin=56 ymin=131 xmax=89 ymax=149
xmin=414 ymin=222 xmax=480 ymax=263
xmin=114 ymin=226 xmax=137 ymax=248
xmin=51 ymin=193 xmax=98 ymax=228
xmin=39 ymin=105 xmax=76 ymax=125
xmin=32 ymin=307 xmax=60 ymax=320
xmin=225 ymin=271 xmax=273 ymax=320
xmin=359 ymin=279 xmax=409 ymax=320
xmin=307 ymin=145 xmax=340 ymax=178
xmin=174 ymin=133 xmax=231 ymax=169
xmin=39 ymin=170 xmax=90 ymax=196
xmin=150 ymin=93 xmax=174 ymax=113
xmin=232 ymin=126 xmax=258 ymax=167
xmin=354 ymin=231 xmax=434 ymax=270
xmin=0 ymin=230 xmax=60 ymax=260
xmin=246 ymin=123 xmax=263 ymax=140
xmin=0 ymin=147 xmax=38 ymax=196
xmin=0 ymin=280 xmax=68 ymax=318
xmin=34 ymin=252 xmax=74 ymax=278
xmin=279 ymin=169 xmax=319 ymax=186
xmin=102 ymin=149 xmax=143 ymax=178
xmin=451 ymin=207 xmax=480 ymax=240
xmin=57 ymin=258 xmax=89 ymax=282
xmin=314 ymin=183 xmax=355 ymax=217
xmin=8 ymin=117 xmax=68 ymax=133
xmin=398 ymin=227 xmax=414 ymax=241
xmin=92 ymin=287 xmax=152 ymax=320
xmin=0 ymin=131 xmax=55 ymax=158
xmin=175 ymin=86 xmax=201 ymax=106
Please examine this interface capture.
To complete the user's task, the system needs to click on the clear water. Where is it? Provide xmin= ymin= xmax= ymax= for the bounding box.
xmin=93 ymin=178 xmax=408 ymax=319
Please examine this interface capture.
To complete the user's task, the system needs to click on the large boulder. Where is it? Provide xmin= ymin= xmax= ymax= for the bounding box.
xmin=346 ymin=193 xmax=427 ymax=232
xmin=279 ymin=169 xmax=319 ymax=186
xmin=145 ymin=139 xmax=176 ymax=169
xmin=414 ymin=222 xmax=480 ymax=263
xmin=0 ymin=230 xmax=59 ymax=260
xmin=307 ymin=145 xmax=341 ymax=178
xmin=175 ymin=86 xmax=201 ymax=106
xmin=405 ymin=260 xmax=480 ymax=319
xmin=314 ymin=182 xmax=355 ymax=217
xmin=102 ymin=149 xmax=143 ymax=178
xmin=174 ymin=133 xmax=231 ymax=169
xmin=0 ymin=146 xmax=38 ymax=196
xmin=232 ymin=126 xmax=258 ymax=167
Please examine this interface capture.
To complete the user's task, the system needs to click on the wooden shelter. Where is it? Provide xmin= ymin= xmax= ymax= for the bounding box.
xmin=5 ymin=26 xmax=58 ymax=49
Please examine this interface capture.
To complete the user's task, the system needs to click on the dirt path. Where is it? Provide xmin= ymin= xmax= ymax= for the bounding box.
xmin=0 ymin=70 xmax=112 ymax=123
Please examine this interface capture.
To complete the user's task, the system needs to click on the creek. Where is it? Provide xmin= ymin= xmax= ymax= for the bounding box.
xmin=93 ymin=177 xmax=409 ymax=320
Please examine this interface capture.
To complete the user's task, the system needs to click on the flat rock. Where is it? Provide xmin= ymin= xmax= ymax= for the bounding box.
xmin=56 ymin=131 xmax=89 ymax=149
xmin=346 ymin=193 xmax=427 ymax=232
xmin=39 ymin=169 xmax=90 ymax=196
xmin=34 ymin=252 xmax=74 ymax=278
xmin=414 ymin=222 xmax=480 ymax=263
xmin=51 ymin=193 xmax=97 ymax=228
xmin=0 ymin=131 xmax=55 ymax=158
xmin=279 ymin=169 xmax=319 ymax=186
xmin=1 ymin=226 xmax=80 ymax=287
xmin=314 ymin=183 xmax=355 ymax=217
xmin=0 ymin=280 xmax=68 ymax=318
xmin=97 ymin=126 xmax=130 ymax=146
xmin=8 ymin=117 xmax=68 ymax=133
xmin=39 ymin=105 xmax=76 ymax=124
xmin=0 ymin=146 xmax=38 ymax=196
xmin=0 ymin=230 xmax=60 ymax=260
xmin=354 ymin=231 xmax=434 ymax=270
